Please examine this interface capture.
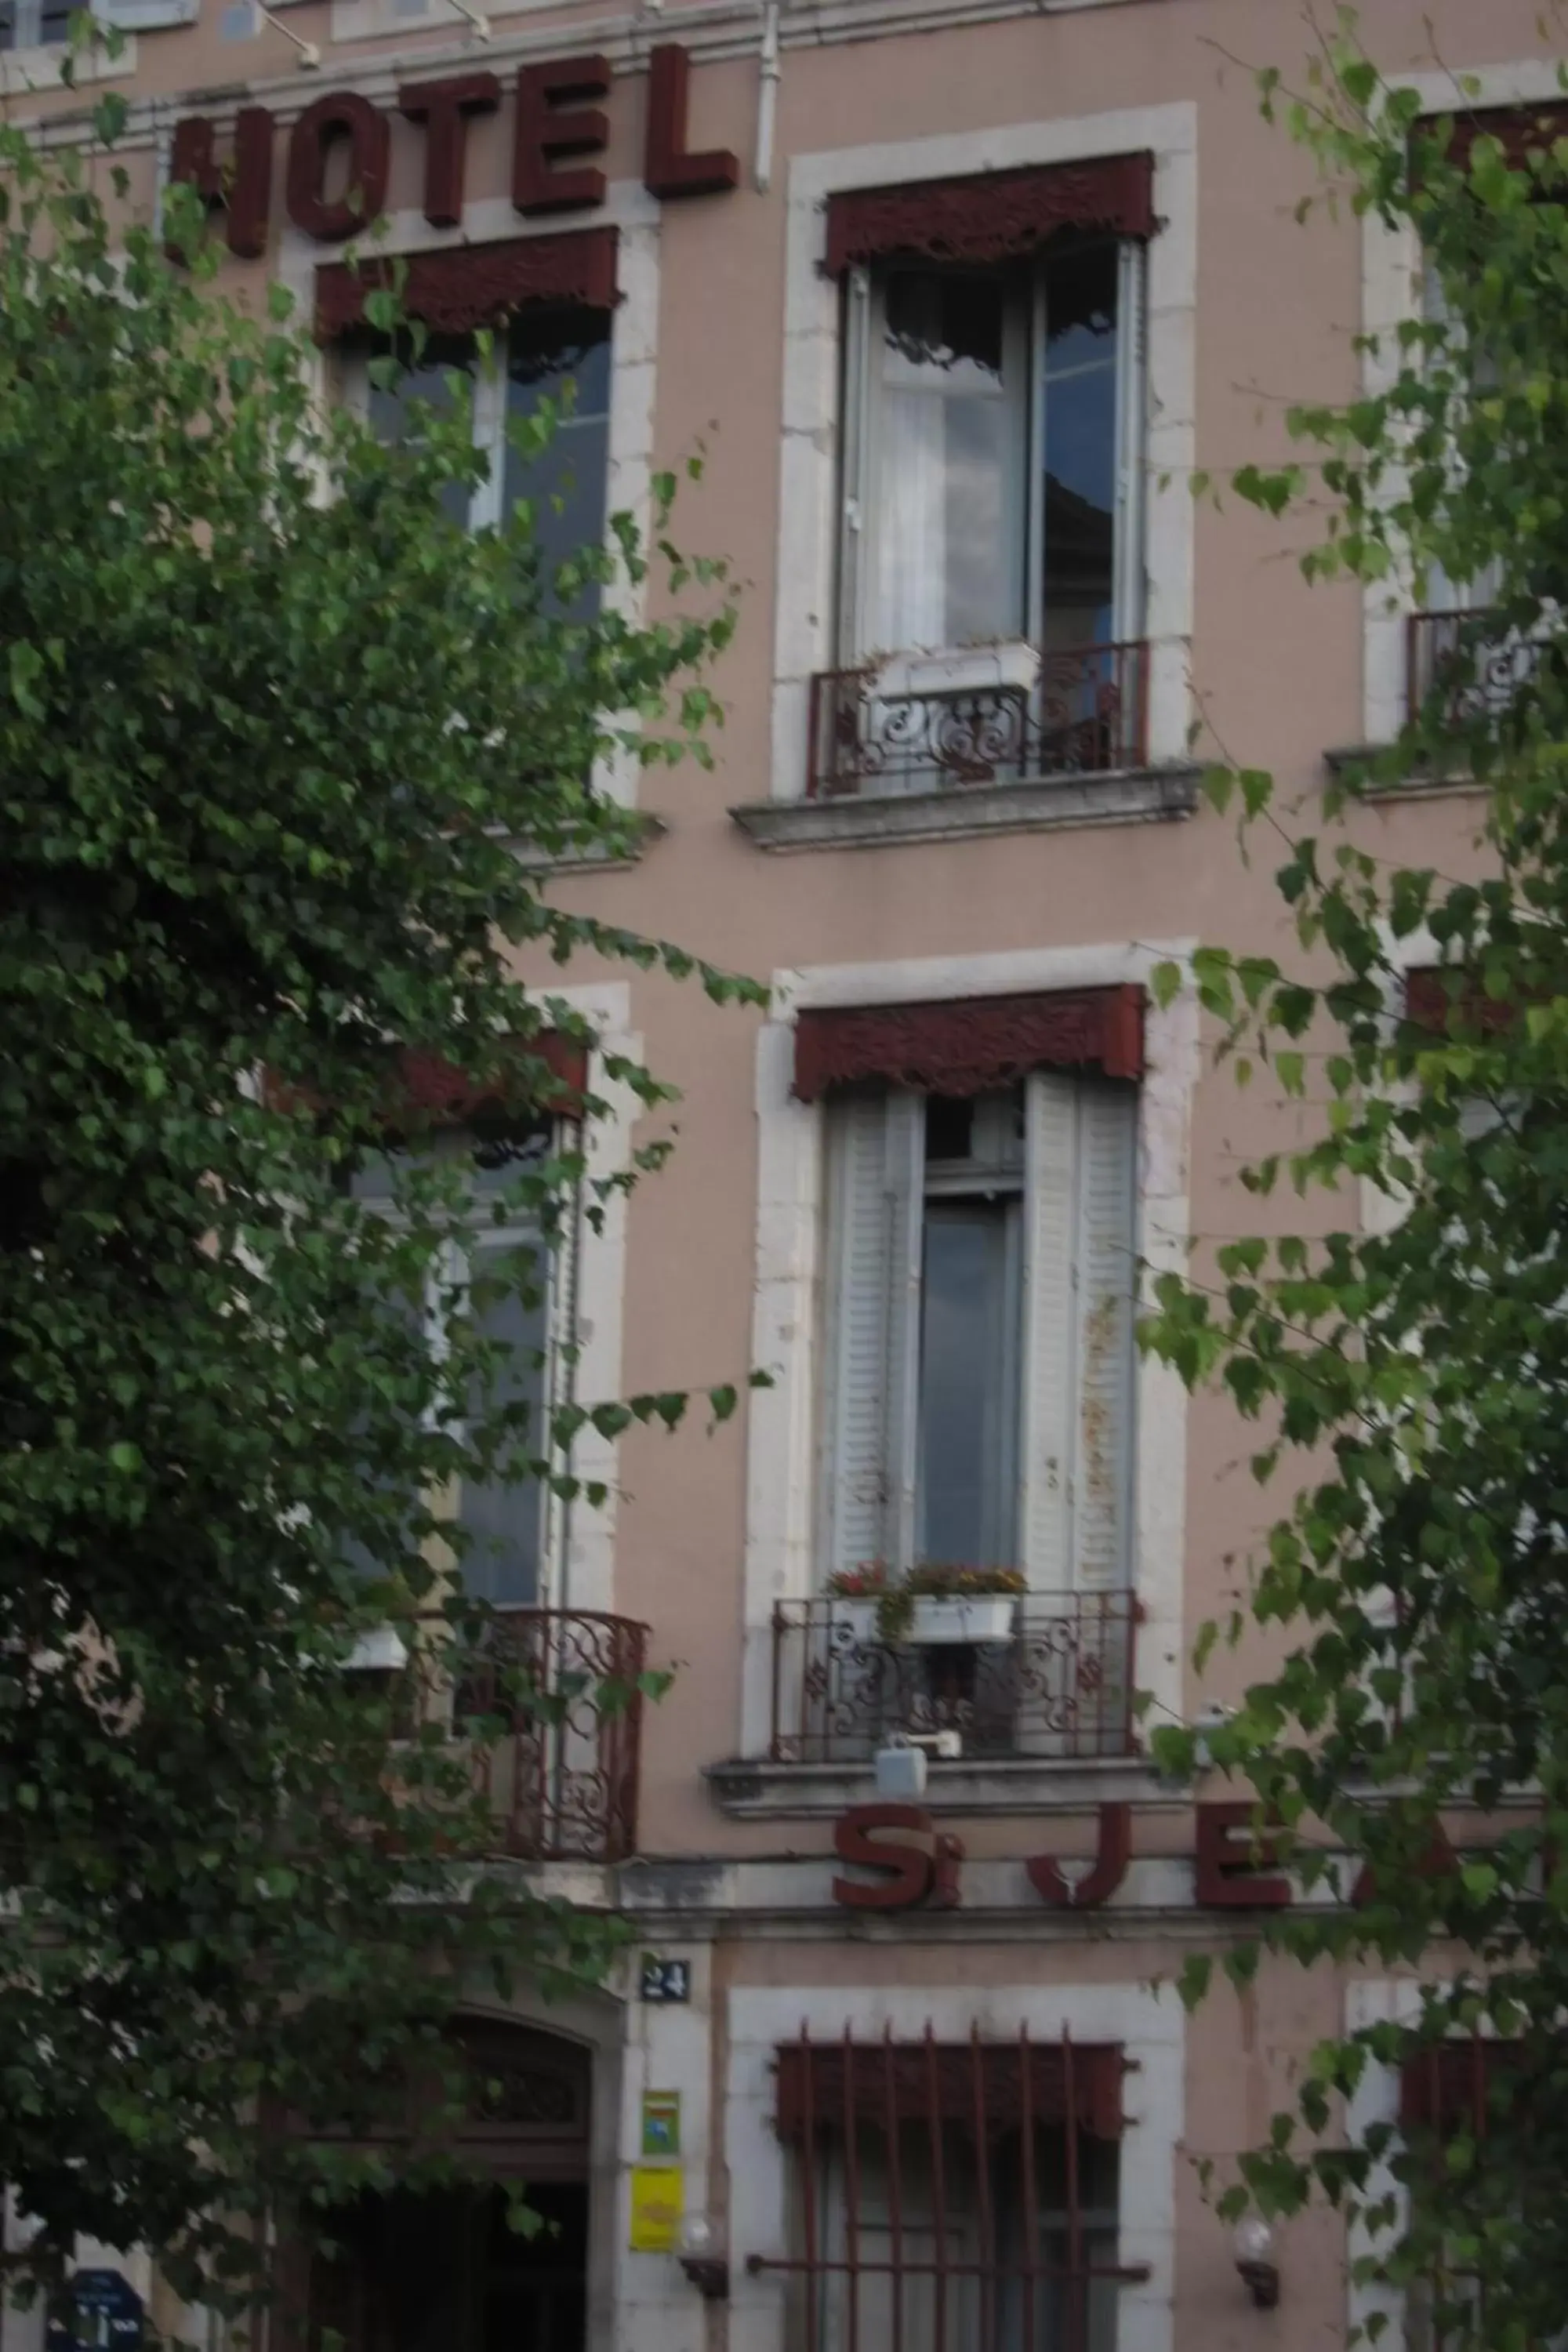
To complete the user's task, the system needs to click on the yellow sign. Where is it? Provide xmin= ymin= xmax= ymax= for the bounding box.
xmin=629 ymin=2163 xmax=684 ymax=2253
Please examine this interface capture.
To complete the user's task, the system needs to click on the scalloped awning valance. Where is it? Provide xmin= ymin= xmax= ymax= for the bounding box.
xmin=822 ymin=152 xmax=1156 ymax=277
xmin=792 ymin=985 xmax=1145 ymax=1101
xmin=314 ymin=225 xmax=619 ymax=341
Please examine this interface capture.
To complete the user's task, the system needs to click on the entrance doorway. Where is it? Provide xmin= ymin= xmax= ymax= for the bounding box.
xmin=307 ymin=2182 xmax=588 ymax=2352
xmin=284 ymin=2023 xmax=594 ymax=2352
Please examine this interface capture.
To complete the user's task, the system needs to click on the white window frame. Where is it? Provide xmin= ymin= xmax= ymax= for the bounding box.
xmin=771 ymin=105 xmax=1195 ymax=804
xmin=739 ymin=941 xmax=1200 ymax=1759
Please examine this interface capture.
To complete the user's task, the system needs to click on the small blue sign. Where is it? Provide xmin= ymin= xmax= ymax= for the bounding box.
xmin=45 ymin=2270 xmax=145 ymax=2352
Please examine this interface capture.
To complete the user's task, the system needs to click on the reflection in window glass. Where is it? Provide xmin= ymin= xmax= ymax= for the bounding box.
xmin=918 ymin=1201 xmax=1020 ymax=1564
xmin=459 ymin=1244 xmax=549 ymax=1608
xmin=366 ymin=337 xmax=475 ymax=532
xmin=872 ymin=267 xmax=1021 ymax=653
xmin=346 ymin=1130 xmax=557 ymax=1606
xmin=363 ymin=309 xmax=612 ymax=611
xmin=1041 ymin=241 xmax=1119 ymax=648
xmin=503 ymin=309 xmax=612 ymax=620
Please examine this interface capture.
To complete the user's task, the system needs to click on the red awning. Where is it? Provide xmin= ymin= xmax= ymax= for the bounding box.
xmin=823 ymin=153 xmax=1155 ymax=276
xmin=315 ymin=226 xmax=619 ymax=341
xmin=793 ymin=983 xmax=1144 ymax=1101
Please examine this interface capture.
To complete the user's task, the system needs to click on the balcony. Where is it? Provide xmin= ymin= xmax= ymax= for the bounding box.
xmin=806 ymin=641 xmax=1148 ymax=802
xmin=766 ymin=1592 xmax=1140 ymax=1767
xmin=1406 ymin=607 xmax=1548 ymax=728
xmin=452 ymin=1608 xmax=648 ymax=1864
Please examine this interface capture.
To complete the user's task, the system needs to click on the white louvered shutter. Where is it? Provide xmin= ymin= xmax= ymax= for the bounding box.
xmin=1020 ymin=1073 xmax=1079 ymax=1590
xmin=821 ymin=1091 xmax=924 ymax=1576
xmin=1071 ymin=1080 xmax=1138 ymax=1592
xmin=1021 ymin=1075 xmax=1138 ymax=1592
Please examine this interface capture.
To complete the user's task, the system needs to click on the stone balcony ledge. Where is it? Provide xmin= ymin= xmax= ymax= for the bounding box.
xmin=730 ymin=764 xmax=1203 ymax=853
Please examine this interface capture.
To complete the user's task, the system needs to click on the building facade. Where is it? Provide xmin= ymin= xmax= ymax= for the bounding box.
xmin=4 ymin=0 xmax=1553 ymax=2345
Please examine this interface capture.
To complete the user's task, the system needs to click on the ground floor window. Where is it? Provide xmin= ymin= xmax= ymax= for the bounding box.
xmin=763 ymin=2027 xmax=1140 ymax=2352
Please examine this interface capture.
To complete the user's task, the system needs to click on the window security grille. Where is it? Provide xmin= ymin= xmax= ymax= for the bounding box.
xmin=757 ymin=2024 xmax=1145 ymax=2352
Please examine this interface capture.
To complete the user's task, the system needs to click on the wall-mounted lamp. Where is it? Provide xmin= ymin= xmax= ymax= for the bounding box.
xmin=1233 ymin=2215 xmax=1280 ymax=2308
xmin=678 ymin=2214 xmax=729 ymax=2301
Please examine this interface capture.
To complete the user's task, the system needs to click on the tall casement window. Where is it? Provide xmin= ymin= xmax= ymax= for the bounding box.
xmin=810 ymin=157 xmax=1155 ymax=800
xmin=844 ymin=244 xmax=1138 ymax=666
xmin=774 ymin=990 xmax=1144 ymax=1766
xmin=350 ymin=1115 xmax=575 ymax=1610
xmin=1406 ymin=108 xmax=1565 ymax=728
xmin=318 ymin=230 xmax=618 ymax=615
xmin=808 ymin=1033 xmax=1138 ymax=1596
xmin=764 ymin=2030 xmax=1131 ymax=2352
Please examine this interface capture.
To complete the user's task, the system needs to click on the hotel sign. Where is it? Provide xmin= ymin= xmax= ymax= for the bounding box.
xmin=829 ymin=1801 xmax=1458 ymax=1913
xmin=171 ymin=43 xmax=737 ymax=260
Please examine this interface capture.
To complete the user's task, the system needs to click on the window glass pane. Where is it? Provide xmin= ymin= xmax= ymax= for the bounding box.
xmin=342 ymin=1277 xmax=430 ymax=1588
xmin=367 ymin=337 xmax=477 ymax=532
xmin=918 ymin=1198 xmax=1020 ymax=1565
xmin=870 ymin=268 xmax=1025 ymax=652
xmin=797 ymin=2121 xmax=1120 ymax=2352
xmin=1040 ymin=241 xmax=1120 ymax=648
xmin=503 ymin=308 xmax=612 ymax=622
xmin=459 ymin=1241 xmax=549 ymax=1607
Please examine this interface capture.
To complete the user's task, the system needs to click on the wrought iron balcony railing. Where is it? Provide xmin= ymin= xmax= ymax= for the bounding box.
xmin=768 ymin=1592 xmax=1140 ymax=1766
xmin=1406 ymin=607 xmax=1548 ymax=728
xmin=807 ymin=641 xmax=1149 ymax=800
xmin=452 ymin=1607 xmax=648 ymax=1864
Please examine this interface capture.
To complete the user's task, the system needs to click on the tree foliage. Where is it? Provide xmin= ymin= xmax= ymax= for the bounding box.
xmin=1144 ymin=22 xmax=1568 ymax=2344
xmin=0 ymin=81 xmax=754 ymax=2310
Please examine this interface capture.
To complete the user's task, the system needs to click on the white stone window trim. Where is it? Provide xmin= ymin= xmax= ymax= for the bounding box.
xmin=1361 ymin=56 xmax=1567 ymax=748
xmin=0 ymin=28 xmax=135 ymax=93
xmin=769 ymin=102 xmax=1197 ymax=807
xmin=277 ymin=186 xmax=660 ymax=811
xmin=725 ymin=1980 xmax=1182 ymax=2352
xmin=738 ymin=938 xmax=1200 ymax=1759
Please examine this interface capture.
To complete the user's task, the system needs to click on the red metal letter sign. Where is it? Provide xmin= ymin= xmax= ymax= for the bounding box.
xmin=513 ymin=56 xmax=611 ymax=216
xmin=831 ymin=1805 xmax=941 ymax=1911
xmin=286 ymin=93 xmax=390 ymax=241
xmin=642 ymin=44 xmax=739 ymax=200
xmin=1194 ymin=1802 xmax=1292 ymax=1908
xmin=399 ymin=72 xmax=500 ymax=230
xmin=1028 ymin=1804 xmax=1132 ymax=1909
xmin=168 ymin=110 xmax=273 ymax=260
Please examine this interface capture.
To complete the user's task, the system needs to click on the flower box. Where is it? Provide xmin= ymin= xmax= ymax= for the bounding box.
xmin=826 ymin=1598 xmax=883 ymax=1647
xmin=908 ymin=1595 xmax=1017 ymax=1646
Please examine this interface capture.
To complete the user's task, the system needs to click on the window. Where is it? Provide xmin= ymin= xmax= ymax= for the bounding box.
xmin=364 ymin=306 xmax=612 ymax=615
xmin=0 ymin=0 xmax=72 ymax=45
xmin=349 ymin=1121 xmax=569 ymax=1609
xmin=844 ymin=242 xmax=1139 ymax=665
xmin=764 ymin=2031 xmax=1131 ymax=2352
xmin=1408 ymin=223 xmax=1555 ymax=728
xmin=819 ymin=236 xmax=1145 ymax=797
xmin=818 ymin=1073 xmax=1137 ymax=1591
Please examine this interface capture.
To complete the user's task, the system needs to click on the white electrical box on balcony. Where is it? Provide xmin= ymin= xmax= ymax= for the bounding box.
xmin=872 ymin=641 xmax=1040 ymax=702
